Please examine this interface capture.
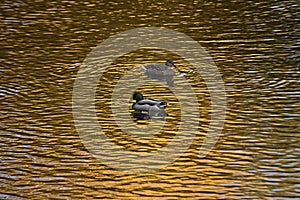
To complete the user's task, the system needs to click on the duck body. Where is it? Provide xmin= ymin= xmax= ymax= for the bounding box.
xmin=143 ymin=60 xmax=177 ymax=86
xmin=132 ymin=92 xmax=167 ymax=118
xmin=144 ymin=60 xmax=176 ymax=76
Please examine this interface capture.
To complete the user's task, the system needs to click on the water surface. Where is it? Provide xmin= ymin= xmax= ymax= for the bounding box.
xmin=1 ymin=0 xmax=299 ymax=199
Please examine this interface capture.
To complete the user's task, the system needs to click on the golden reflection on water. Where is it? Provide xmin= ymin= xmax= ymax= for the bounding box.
xmin=1 ymin=0 xmax=299 ymax=199
xmin=95 ymin=50 xmax=210 ymax=153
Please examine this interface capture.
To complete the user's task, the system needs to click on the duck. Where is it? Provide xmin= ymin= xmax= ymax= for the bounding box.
xmin=143 ymin=60 xmax=177 ymax=86
xmin=144 ymin=60 xmax=177 ymax=76
xmin=132 ymin=92 xmax=167 ymax=118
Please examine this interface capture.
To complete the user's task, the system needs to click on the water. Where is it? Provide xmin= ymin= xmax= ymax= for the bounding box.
xmin=1 ymin=0 xmax=299 ymax=199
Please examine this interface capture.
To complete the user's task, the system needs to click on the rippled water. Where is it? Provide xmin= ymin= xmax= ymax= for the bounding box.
xmin=1 ymin=0 xmax=299 ymax=199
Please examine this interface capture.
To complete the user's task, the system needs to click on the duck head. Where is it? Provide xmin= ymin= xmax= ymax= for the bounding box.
xmin=165 ymin=60 xmax=177 ymax=68
xmin=133 ymin=92 xmax=144 ymax=102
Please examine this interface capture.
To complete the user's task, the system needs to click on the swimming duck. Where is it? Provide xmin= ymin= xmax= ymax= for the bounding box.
xmin=143 ymin=60 xmax=177 ymax=86
xmin=144 ymin=60 xmax=177 ymax=76
xmin=132 ymin=92 xmax=167 ymax=118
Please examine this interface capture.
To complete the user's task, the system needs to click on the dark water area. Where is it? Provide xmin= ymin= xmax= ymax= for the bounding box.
xmin=1 ymin=0 xmax=299 ymax=199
